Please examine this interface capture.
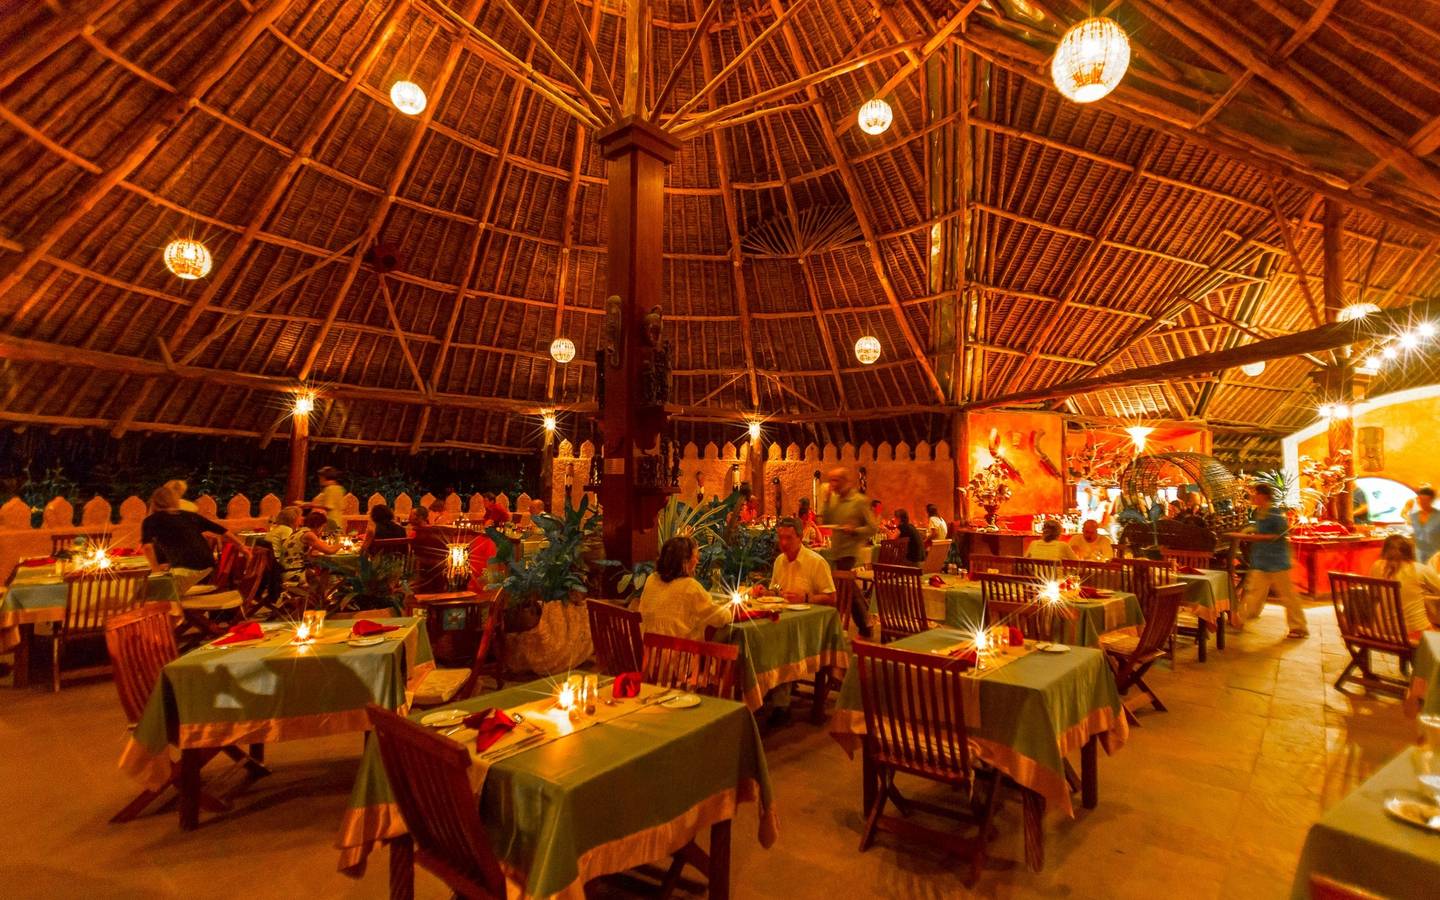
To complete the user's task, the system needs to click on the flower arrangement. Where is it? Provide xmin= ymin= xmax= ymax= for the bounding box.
xmin=1298 ymin=450 xmax=1352 ymax=520
xmin=967 ymin=462 xmax=1014 ymax=528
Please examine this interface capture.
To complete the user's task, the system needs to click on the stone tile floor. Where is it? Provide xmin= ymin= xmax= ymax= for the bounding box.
xmin=0 ymin=600 xmax=1421 ymax=899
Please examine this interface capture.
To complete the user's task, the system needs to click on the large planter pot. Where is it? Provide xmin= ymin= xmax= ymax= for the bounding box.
xmin=504 ymin=596 xmax=593 ymax=676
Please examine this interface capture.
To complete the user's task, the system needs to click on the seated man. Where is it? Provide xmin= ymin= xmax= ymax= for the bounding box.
xmin=759 ymin=518 xmax=837 ymax=726
xmin=141 ymin=486 xmax=250 ymax=583
xmin=1068 ymin=519 xmax=1114 ymax=562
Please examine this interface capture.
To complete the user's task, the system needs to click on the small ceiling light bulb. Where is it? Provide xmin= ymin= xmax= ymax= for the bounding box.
xmin=1125 ymin=425 xmax=1153 ymax=452
xmin=549 ymin=337 xmax=576 ymax=364
xmin=293 ymin=393 xmax=315 ymax=416
xmin=1417 ymin=322 xmax=1436 ymax=338
xmin=1400 ymin=331 xmax=1420 ymax=350
xmin=1241 ymin=361 xmax=1266 ymax=377
xmin=748 ymin=421 xmax=761 ymax=442
xmin=1318 ymin=403 xmax=1334 ymax=419
xmin=1382 ymin=345 xmax=1399 ymax=360
xmin=542 ymin=414 xmax=557 ymax=432
xmin=1338 ymin=303 xmax=1380 ymax=322
xmin=854 ymin=335 xmax=882 ymax=365
xmin=857 ymin=98 xmax=893 ymax=135
xmin=1362 ymin=355 xmax=1382 ymax=371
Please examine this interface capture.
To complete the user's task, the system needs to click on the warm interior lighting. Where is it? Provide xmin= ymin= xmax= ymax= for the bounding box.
xmin=1399 ymin=331 xmax=1420 ymax=350
xmin=1418 ymin=322 xmax=1436 ymax=338
xmin=556 ymin=680 xmax=576 ymax=711
xmin=1317 ymin=403 xmax=1334 ymax=419
xmin=854 ymin=335 xmax=882 ymax=365
xmin=1338 ymin=303 xmax=1380 ymax=322
xmin=1040 ymin=581 xmax=1062 ymax=604
xmin=163 ymin=238 xmax=212 ymax=280
xmin=857 ymin=98 xmax=893 ymax=135
xmin=747 ymin=420 xmax=761 ymax=442
xmin=1382 ymin=345 xmax=1399 ymax=360
xmin=1241 ymin=361 xmax=1266 ymax=377
xmin=730 ymin=590 xmax=744 ymax=607
xmin=1125 ymin=426 xmax=1154 ymax=452
xmin=1050 ymin=17 xmax=1130 ymax=103
xmin=390 ymin=81 xmax=427 ymax=115
xmin=542 ymin=413 xmax=557 ymax=432
xmin=293 ymin=393 xmax=315 ymax=416
xmin=446 ymin=543 xmax=470 ymax=578
xmin=549 ymin=337 xmax=576 ymax=364
xmin=1360 ymin=354 xmax=1382 ymax=373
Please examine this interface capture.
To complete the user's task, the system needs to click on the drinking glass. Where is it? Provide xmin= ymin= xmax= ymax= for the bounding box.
xmin=1418 ymin=714 xmax=1440 ymax=802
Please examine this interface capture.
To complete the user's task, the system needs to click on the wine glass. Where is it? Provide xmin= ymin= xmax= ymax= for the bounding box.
xmin=1417 ymin=714 xmax=1440 ymax=802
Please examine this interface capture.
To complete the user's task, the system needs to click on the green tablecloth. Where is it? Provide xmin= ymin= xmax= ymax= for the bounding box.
xmin=919 ymin=577 xmax=1143 ymax=648
xmin=1407 ymin=633 xmax=1440 ymax=718
xmin=337 ymin=677 xmax=776 ymax=898
xmin=829 ymin=628 xmax=1127 ymax=817
xmin=1177 ymin=569 xmax=1232 ymax=624
xmin=1291 ymin=748 xmax=1440 ymax=899
xmin=1 ymin=559 xmax=182 ymax=652
xmin=713 ymin=605 xmax=850 ymax=710
xmin=121 ymin=618 xmax=433 ymax=789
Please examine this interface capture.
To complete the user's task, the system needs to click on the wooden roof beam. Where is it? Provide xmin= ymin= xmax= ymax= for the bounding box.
xmin=650 ymin=0 xmax=721 ymax=120
xmin=0 ymin=0 xmax=127 ymax=93
xmin=0 ymin=0 xmax=290 ymax=302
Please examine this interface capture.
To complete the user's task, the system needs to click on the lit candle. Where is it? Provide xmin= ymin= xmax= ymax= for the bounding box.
xmin=730 ymin=590 xmax=745 ymax=607
xmin=1041 ymin=581 xmax=1062 ymax=604
xmin=557 ymin=680 xmax=576 ymax=711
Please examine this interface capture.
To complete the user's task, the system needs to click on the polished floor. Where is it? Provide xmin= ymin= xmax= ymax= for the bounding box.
xmin=0 ymin=601 xmax=1418 ymax=899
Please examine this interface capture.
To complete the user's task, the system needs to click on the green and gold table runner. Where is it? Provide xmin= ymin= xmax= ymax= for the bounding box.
xmin=712 ymin=604 xmax=850 ymax=710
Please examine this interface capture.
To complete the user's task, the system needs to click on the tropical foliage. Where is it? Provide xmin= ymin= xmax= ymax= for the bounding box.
xmin=488 ymin=494 xmax=603 ymax=606
xmin=616 ymin=491 xmax=743 ymax=596
xmin=313 ymin=552 xmax=411 ymax=614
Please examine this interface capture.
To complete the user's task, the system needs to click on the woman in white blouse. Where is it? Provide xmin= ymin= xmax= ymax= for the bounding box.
xmin=1026 ymin=520 xmax=1077 ymax=562
xmin=1369 ymin=535 xmax=1440 ymax=634
xmin=636 ymin=536 xmax=735 ymax=640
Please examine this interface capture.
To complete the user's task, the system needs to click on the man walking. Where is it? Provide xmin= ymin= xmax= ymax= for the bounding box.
xmin=822 ymin=467 xmax=878 ymax=637
xmin=1236 ymin=482 xmax=1308 ymax=639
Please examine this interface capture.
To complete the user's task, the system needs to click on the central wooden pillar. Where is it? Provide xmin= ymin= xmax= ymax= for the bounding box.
xmin=596 ymin=116 xmax=679 ymax=566
xmin=286 ymin=412 xmax=309 ymax=505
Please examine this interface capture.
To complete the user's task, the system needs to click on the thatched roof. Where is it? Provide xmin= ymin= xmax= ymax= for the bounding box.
xmin=2 ymin=0 xmax=1439 ymax=463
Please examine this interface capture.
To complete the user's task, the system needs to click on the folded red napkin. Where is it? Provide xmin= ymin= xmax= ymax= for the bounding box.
xmin=733 ymin=608 xmax=781 ymax=624
xmin=213 ymin=621 xmax=263 ymax=646
xmin=928 ymin=575 xmax=945 ymax=587
xmin=1178 ymin=566 xmax=1203 ymax=575
xmin=463 ymin=708 xmax=516 ymax=752
xmin=613 ymin=671 xmax=642 ymax=699
xmin=1078 ymin=586 xmax=1104 ymax=599
xmin=110 ymin=547 xmax=142 ymax=557
xmin=20 ymin=556 xmax=56 ymax=567
xmin=948 ymin=648 xmax=977 ymax=668
xmin=350 ymin=619 xmax=399 ymax=636
xmin=1008 ymin=626 xmax=1025 ymax=647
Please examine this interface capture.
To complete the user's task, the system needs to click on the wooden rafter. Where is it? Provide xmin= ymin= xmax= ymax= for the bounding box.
xmin=650 ymin=0 xmax=721 ymax=120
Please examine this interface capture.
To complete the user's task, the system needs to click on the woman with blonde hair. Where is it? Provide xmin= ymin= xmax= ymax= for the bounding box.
xmin=1368 ymin=534 xmax=1440 ymax=633
xmin=163 ymin=479 xmax=199 ymax=512
xmin=267 ymin=506 xmax=303 ymax=573
xmin=141 ymin=486 xmax=249 ymax=576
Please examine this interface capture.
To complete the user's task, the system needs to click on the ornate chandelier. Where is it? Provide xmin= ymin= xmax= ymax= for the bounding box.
xmin=549 ymin=337 xmax=576 ymax=364
xmin=1051 ymin=17 xmax=1130 ymax=104
xmin=857 ymin=98 xmax=893 ymax=135
xmin=390 ymin=81 xmax=427 ymax=115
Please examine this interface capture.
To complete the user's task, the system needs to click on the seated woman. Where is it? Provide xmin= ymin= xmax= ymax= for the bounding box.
xmin=1369 ymin=535 xmax=1440 ymax=633
xmin=141 ymin=486 xmax=249 ymax=579
xmin=1025 ymin=519 xmax=1077 ymax=561
xmin=362 ymin=504 xmax=408 ymax=553
xmin=407 ymin=505 xmax=429 ymax=534
xmin=285 ymin=510 xmax=341 ymax=578
xmin=635 ymin=535 xmax=735 ymax=640
xmin=266 ymin=506 xmax=301 ymax=555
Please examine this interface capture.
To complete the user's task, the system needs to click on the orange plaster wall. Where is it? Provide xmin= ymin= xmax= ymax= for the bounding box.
xmin=1337 ymin=394 xmax=1440 ymax=489
xmin=967 ymin=410 xmax=1065 ymax=517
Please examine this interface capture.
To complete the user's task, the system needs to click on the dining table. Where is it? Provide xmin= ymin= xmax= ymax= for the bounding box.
xmin=915 ymin=574 xmax=1144 ymax=648
xmin=337 ymin=676 xmax=776 ymax=899
xmin=1 ymin=556 xmax=188 ymax=688
xmin=120 ymin=616 xmax=433 ymax=829
xmin=711 ymin=602 xmax=850 ymax=712
xmin=1176 ymin=568 xmax=1233 ymax=661
xmin=828 ymin=627 xmax=1128 ymax=869
xmin=1405 ymin=632 xmax=1440 ymax=718
xmin=1291 ymin=747 xmax=1440 ymax=899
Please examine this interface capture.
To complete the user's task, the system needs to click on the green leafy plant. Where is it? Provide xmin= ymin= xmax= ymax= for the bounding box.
xmin=314 ymin=552 xmax=412 ymax=614
xmin=714 ymin=526 xmax=777 ymax=589
xmin=487 ymin=494 xmax=603 ymax=606
xmin=615 ymin=491 xmax=742 ymax=596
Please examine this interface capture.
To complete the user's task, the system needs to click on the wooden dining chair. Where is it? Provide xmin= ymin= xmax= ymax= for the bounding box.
xmin=967 ymin=554 xmax=1021 ymax=575
xmin=587 ymin=599 xmax=644 ymax=675
xmin=1061 ymin=559 xmax=1128 ymax=592
xmin=50 ymin=528 xmax=112 ymax=555
xmin=363 ymin=705 xmax=508 ymax=900
xmin=1101 ymin=583 xmax=1185 ymax=715
xmin=1329 ymin=572 xmax=1415 ymax=697
xmin=641 ymin=633 xmax=740 ymax=700
xmin=1014 ymin=558 xmax=1061 ymax=581
xmin=852 ymin=641 xmax=1003 ymax=886
xmin=872 ymin=563 xmax=936 ymax=643
xmin=877 ymin=539 xmax=909 ymax=565
xmin=49 ymin=568 xmax=150 ymax=691
xmin=830 ymin=570 xmax=858 ymax=634
xmin=412 ymin=592 xmax=507 ymax=708
xmin=977 ymin=572 xmax=1047 ymax=640
xmin=367 ymin=537 xmax=413 ymax=559
xmin=103 ymin=603 xmax=260 ymax=823
xmin=1159 ymin=548 xmax=1216 ymax=571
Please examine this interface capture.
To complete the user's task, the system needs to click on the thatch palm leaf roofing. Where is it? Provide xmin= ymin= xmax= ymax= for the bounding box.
xmin=2 ymin=0 xmax=1439 ymax=459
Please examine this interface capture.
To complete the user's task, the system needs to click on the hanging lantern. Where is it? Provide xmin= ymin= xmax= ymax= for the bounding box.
xmin=1338 ymin=302 xmax=1380 ymax=322
xmin=854 ymin=335 xmax=882 ymax=365
xmin=1241 ymin=361 xmax=1266 ymax=377
xmin=163 ymin=238 xmax=212 ymax=280
xmin=857 ymin=98 xmax=893 ymax=135
xmin=390 ymin=81 xmax=427 ymax=115
xmin=1050 ymin=17 xmax=1130 ymax=104
xmin=1125 ymin=425 xmax=1153 ymax=453
xmin=549 ymin=337 xmax=576 ymax=364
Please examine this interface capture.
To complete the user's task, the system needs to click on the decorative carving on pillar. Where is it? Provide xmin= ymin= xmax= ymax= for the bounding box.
xmin=601 ymin=295 xmax=623 ymax=369
xmin=858 ymin=466 xmax=868 ymax=494
xmin=639 ymin=304 xmax=671 ymax=409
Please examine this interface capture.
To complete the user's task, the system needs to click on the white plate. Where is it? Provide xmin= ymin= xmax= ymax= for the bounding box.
xmin=347 ymin=636 xmax=384 ymax=647
xmin=785 ymin=603 xmax=812 ymax=611
xmin=420 ymin=709 xmax=470 ymax=727
xmin=1039 ymin=643 xmax=1070 ymax=653
xmin=1383 ymin=792 xmax=1440 ymax=832
xmin=659 ymin=693 xmax=702 ymax=709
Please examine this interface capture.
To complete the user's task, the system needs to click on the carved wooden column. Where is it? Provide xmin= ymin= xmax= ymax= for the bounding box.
xmin=596 ymin=117 xmax=679 ymax=566
xmin=286 ymin=411 xmax=309 ymax=505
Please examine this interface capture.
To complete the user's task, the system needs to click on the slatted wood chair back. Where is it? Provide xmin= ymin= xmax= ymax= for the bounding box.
xmin=1329 ymin=573 xmax=1410 ymax=649
xmin=62 ymin=569 xmax=150 ymax=638
xmin=1134 ymin=583 xmax=1185 ymax=658
xmin=1124 ymin=557 xmax=1177 ymax=602
xmin=877 ymin=539 xmax=909 ymax=565
xmin=1061 ymin=559 xmax=1129 ymax=592
xmin=976 ymin=571 xmax=1034 ymax=608
xmin=367 ymin=537 xmax=412 ymax=560
xmin=587 ymin=600 xmax=643 ymax=675
xmin=832 ymin=570 xmax=857 ymax=633
xmin=641 ymin=633 xmax=739 ymax=700
xmin=50 ymin=529 xmax=112 ymax=555
xmin=853 ymin=641 xmax=974 ymax=785
xmin=1014 ymin=558 xmax=1061 ymax=581
xmin=1159 ymin=548 xmax=1215 ymax=570
xmin=104 ymin=602 xmax=178 ymax=725
xmin=364 ymin=705 xmax=507 ymax=900
xmin=456 ymin=593 xmax=506 ymax=698
xmin=977 ymin=572 xmax=1043 ymax=639
xmin=872 ymin=563 xmax=929 ymax=642
xmin=967 ymin=554 xmax=1022 ymax=575
xmin=986 ymin=600 xmax=1047 ymax=641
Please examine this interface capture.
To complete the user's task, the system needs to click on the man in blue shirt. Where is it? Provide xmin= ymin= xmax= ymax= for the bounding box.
xmin=1235 ymin=482 xmax=1308 ymax=639
xmin=1409 ymin=486 xmax=1439 ymax=565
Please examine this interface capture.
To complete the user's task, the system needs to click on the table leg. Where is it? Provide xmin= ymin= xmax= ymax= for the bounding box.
xmin=861 ymin=741 xmax=877 ymax=816
xmin=1196 ymin=619 xmax=1208 ymax=663
xmin=1081 ymin=734 xmax=1098 ymax=810
xmin=179 ymin=748 xmax=203 ymax=830
xmin=389 ymin=835 xmax=415 ymax=900
xmin=12 ymin=624 xmax=33 ymax=689
xmin=708 ymin=818 xmax=732 ymax=900
xmin=1215 ymin=614 xmax=1226 ymax=650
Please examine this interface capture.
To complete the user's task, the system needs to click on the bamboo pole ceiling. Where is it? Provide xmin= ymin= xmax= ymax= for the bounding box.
xmin=2 ymin=0 xmax=1440 ymax=455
